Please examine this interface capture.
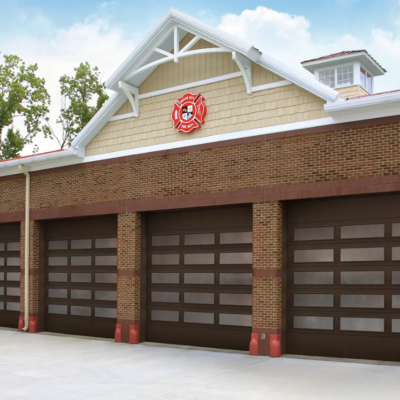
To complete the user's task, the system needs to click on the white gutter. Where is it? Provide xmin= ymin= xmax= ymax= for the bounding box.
xmin=325 ymin=91 xmax=400 ymax=112
xmin=18 ymin=165 xmax=30 ymax=332
xmin=0 ymin=148 xmax=79 ymax=170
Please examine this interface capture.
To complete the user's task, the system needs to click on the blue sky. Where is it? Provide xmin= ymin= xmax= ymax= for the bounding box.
xmin=1 ymin=0 xmax=400 ymax=153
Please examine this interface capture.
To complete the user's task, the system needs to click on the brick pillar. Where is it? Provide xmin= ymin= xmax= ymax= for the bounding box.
xmin=20 ymin=220 xmax=40 ymax=331
xmin=252 ymin=202 xmax=282 ymax=356
xmin=117 ymin=213 xmax=141 ymax=343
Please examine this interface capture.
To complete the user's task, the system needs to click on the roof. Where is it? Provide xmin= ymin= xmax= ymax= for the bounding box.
xmin=301 ymin=50 xmax=386 ymax=76
xmin=104 ymin=8 xmax=339 ymax=101
xmin=0 ymin=149 xmax=64 ymax=164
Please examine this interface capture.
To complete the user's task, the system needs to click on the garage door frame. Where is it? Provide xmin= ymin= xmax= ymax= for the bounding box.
xmin=38 ymin=216 xmax=118 ymax=338
xmin=140 ymin=206 xmax=253 ymax=350
xmin=285 ymin=194 xmax=400 ymax=362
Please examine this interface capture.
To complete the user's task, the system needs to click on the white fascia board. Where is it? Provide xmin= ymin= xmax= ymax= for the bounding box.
xmin=0 ymin=148 xmax=80 ymax=176
xmin=258 ymin=55 xmax=339 ymax=103
xmin=325 ymin=91 xmax=400 ymax=112
xmin=71 ymin=93 xmax=126 ymax=149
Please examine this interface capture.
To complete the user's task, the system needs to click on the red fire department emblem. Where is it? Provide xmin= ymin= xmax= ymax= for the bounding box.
xmin=172 ymin=93 xmax=207 ymax=133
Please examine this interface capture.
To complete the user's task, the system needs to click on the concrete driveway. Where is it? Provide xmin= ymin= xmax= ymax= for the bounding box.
xmin=1 ymin=329 xmax=399 ymax=400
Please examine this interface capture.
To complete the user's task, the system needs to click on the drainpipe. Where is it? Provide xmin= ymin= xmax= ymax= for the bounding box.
xmin=18 ymin=165 xmax=30 ymax=332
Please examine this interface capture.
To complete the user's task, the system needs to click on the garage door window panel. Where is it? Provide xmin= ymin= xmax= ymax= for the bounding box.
xmin=293 ymin=316 xmax=334 ymax=330
xmin=219 ymin=313 xmax=252 ymax=327
xmin=341 ymin=271 xmax=385 ymax=285
xmin=294 ymin=227 xmax=334 ymax=241
xmin=184 ymin=292 xmax=214 ymax=304
xmin=340 ymin=317 xmax=384 ymax=332
xmin=220 ymin=253 xmax=252 ymax=265
xmin=294 ymin=249 xmax=334 ymax=263
xmin=184 ymin=311 xmax=214 ymax=324
xmin=294 ymin=272 xmax=334 ymax=285
xmin=95 ymin=308 xmax=117 ymax=319
xmin=340 ymin=294 xmax=384 ymax=309
xmin=71 ymin=256 xmax=92 ymax=266
xmin=392 ymin=319 xmax=400 ymax=333
xmin=392 ymin=223 xmax=400 ymax=237
xmin=7 ymin=243 xmax=20 ymax=251
xmin=220 ymin=273 xmax=252 ymax=285
xmin=95 ymin=238 xmax=118 ymax=249
xmin=49 ymin=257 xmax=68 ymax=267
xmin=293 ymin=294 xmax=334 ymax=308
xmin=152 ymin=273 xmax=179 ymax=284
xmin=184 ymin=234 xmax=215 ymax=246
xmin=151 ymin=310 xmax=179 ymax=322
xmin=184 ymin=273 xmax=214 ymax=285
xmin=48 ymin=304 xmax=68 ymax=315
xmin=152 ymin=291 xmax=180 ymax=303
xmin=48 ymin=289 xmax=68 ymax=299
xmin=49 ymin=240 xmax=68 ymax=250
xmin=220 ymin=232 xmax=253 ymax=244
xmin=341 ymin=248 xmax=384 ymax=262
xmin=152 ymin=254 xmax=179 ymax=265
xmin=341 ymin=224 xmax=385 ymax=239
xmin=71 ymin=239 xmax=92 ymax=249
xmin=392 ymin=271 xmax=400 ymax=285
xmin=71 ymin=289 xmax=92 ymax=300
xmin=152 ymin=235 xmax=179 ymax=247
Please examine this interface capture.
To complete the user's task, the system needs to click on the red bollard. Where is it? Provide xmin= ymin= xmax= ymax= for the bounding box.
xmin=29 ymin=317 xmax=38 ymax=333
xmin=115 ymin=323 xmax=122 ymax=343
xmin=270 ymin=334 xmax=281 ymax=357
xmin=18 ymin=316 xmax=24 ymax=332
xmin=249 ymin=333 xmax=259 ymax=356
xmin=129 ymin=324 xmax=139 ymax=344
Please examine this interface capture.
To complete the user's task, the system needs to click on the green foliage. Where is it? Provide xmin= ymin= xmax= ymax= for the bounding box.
xmin=0 ymin=127 xmax=25 ymax=160
xmin=49 ymin=62 xmax=109 ymax=148
xmin=0 ymin=53 xmax=51 ymax=159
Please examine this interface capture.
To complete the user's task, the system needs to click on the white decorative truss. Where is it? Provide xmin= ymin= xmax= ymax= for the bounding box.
xmin=116 ymin=25 xmax=257 ymax=117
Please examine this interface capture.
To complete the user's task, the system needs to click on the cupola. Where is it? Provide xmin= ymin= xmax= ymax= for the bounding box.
xmin=301 ymin=50 xmax=386 ymax=98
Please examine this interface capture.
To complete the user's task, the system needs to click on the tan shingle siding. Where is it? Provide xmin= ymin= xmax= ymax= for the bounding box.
xmin=87 ymin=78 xmax=327 ymax=156
xmin=336 ymin=85 xmax=369 ymax=99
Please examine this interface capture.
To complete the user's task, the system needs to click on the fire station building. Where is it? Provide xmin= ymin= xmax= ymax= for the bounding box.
xmin=1 ymin=9 xmax=400 ymax=362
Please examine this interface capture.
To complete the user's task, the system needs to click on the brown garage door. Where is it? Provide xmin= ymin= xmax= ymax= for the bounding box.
xmin=146 ymin=206 xmax=253 ymax=351
xmin=44 ymin=216 xmax=118 ymax=338
xmin=0 ymin=223 xmax=21 ymax=328
xmin=287 ymin=194 xmax=400 ymax=362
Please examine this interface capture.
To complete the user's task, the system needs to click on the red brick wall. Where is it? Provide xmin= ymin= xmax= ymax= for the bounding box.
xmin=117 ymin=213 xmax=141 ymax=342
xmin=20 ymin=221 xmax=40 ymax=317
xmin=252 ymin=202 xmax=282 ymax=355
xmin=2 ymin=118 xmax=400 ymax=348
xmin=0 ymin=120 xmax=397 ymax=216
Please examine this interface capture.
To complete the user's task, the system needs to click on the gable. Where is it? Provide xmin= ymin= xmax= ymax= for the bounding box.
xmin=74 ymin=9 xmax=338 ymax=158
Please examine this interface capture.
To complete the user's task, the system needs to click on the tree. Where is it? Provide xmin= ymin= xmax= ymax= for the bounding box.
xmin=0 ymin=53 xmax=51 ymax=160
xmin=48 ymin=62 xmax=109 ymax=149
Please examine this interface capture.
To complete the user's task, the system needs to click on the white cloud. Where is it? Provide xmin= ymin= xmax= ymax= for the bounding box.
xmin=4 ymin=14 xmax=134 ymax=154
xmin=218 ymin=6 xmax=399 ymax=92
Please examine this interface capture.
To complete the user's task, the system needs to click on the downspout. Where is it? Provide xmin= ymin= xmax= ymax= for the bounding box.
xmin=18 ymin=165 xmax=30 ymax=332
